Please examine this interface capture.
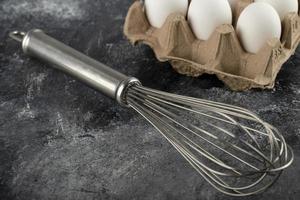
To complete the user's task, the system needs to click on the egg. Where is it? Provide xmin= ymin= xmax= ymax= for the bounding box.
xmin=227 ymin=0 xmax=240 ymax=11
xmin=144 ymin=0 xmax=189 ymax=28
xmin=188 ymin=0 xmax=232 ymax=40
xmin=236 ymin=3 xmax=281 ymax=53
xmin=255 ymin=0 xmax=299 ymax=21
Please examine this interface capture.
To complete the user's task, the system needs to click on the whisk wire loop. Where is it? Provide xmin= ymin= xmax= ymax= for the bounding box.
xmin=126 ymin=85 xmax=294 ymax=196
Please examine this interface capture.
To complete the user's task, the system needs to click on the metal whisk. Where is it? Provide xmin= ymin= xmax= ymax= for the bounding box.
xmin=9 ymin=29 xmax=294 ymax=196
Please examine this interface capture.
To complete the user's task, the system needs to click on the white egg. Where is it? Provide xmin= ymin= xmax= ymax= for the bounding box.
xmin=144 ymin=0 xmax=189 ymax=28
xmin=188 ymin=0 xmax=232 ymax=40
xmin=255 ymin=0 xmax=298 ymax=21
xmin=227 ymin=0 xmax=240 ymax=11
xmin=236 ymin=3 xmax=281 ymax=53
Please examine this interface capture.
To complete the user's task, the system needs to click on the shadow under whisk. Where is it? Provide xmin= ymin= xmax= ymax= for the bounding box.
xmin=126 ymin=85 xmax=294 ymax=196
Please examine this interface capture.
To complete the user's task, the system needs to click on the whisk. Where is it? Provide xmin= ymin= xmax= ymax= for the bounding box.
xmin=9 ymin=29 xmax=294 ymax=196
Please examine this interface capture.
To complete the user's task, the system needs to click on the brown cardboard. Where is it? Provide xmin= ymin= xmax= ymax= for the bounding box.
xmin=124 ymin=0 xmax=300 ymax=91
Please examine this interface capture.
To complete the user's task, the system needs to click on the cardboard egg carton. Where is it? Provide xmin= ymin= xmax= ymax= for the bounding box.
xmin=124 ymin=0 xmax=300 ymax=91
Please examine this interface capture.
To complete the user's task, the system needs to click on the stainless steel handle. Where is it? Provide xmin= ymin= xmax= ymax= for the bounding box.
xmin=9 ymin=29 xmax=140 ymax=105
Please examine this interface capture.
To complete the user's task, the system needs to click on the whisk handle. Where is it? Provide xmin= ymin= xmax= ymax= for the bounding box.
xmin=9 ymin=29 xmax=140 ymax=105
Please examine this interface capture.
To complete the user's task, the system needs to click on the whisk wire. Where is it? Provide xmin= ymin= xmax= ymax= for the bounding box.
xmin=126 ymin=85 xmax=293 ymax=196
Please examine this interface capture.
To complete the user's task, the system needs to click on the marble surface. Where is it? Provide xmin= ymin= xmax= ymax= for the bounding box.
xmin=0 ymin=0 xmax=299 ymax=199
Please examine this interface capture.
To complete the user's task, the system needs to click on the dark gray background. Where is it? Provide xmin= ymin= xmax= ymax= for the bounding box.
xmin=0 ymin=0 xmax=299 ymax=199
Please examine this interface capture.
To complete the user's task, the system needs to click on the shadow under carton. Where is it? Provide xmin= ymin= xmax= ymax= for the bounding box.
xmin=124 ymin=0 xmax=300 ymax=91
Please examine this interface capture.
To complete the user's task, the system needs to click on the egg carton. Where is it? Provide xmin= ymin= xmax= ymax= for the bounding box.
xmin=124 ymin=0 xmax=300 ymax=91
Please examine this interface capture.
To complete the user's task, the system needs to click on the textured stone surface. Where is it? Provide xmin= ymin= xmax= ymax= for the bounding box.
xmin=0 ymin=0 xmax=299 ymax=199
